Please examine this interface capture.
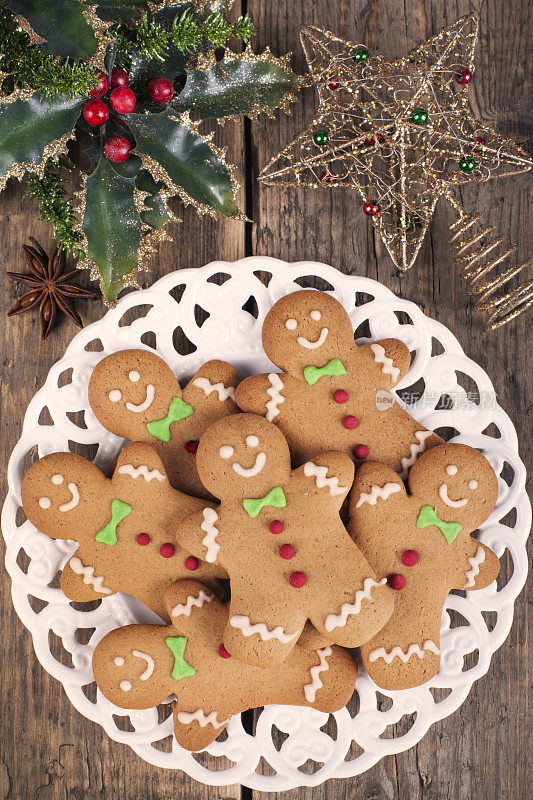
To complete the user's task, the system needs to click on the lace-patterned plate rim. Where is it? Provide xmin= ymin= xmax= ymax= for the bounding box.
xmin=2 ymin=257 xmax=530 ymax=791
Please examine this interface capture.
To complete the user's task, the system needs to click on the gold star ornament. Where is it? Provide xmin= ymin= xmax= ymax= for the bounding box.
xmin=260 ymin=15 xmax=532 ymax=329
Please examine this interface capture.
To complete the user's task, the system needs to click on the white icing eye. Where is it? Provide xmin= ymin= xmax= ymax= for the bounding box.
xmin=310 ymin=310 xmax=321 ymax=321
xmin=51 ymin=473 xmax=64 ymax=485
xmin=219 ymin=445 xmax=234 ymax=459
xmin=469 ymin=479 xmax=478 ymax=490
xmin=114 ymin=656 xmax=125 ymax=667
xmin=446 ymin=465 xmax=458 ymax=476
xmin=120 ymin=680 xmax=132 ymax=692
xmin=39 ymin=496 xmax=51 ymax=509
xmin=109 ymin=389 xmax=122 ymax=402
xmin=129 ymin=370 xmax=141 ymax=383
xmin=285 ymin=318 xmax=297 ymax=330
xmin=246 ymin=435 xmax=259 ymax=448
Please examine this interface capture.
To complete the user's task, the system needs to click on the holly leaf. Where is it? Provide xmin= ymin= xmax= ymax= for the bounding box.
xmin=172 ymin=52 xmax=305 ymax=119
xmin=126 ymin=110 xmax=242 ymax=217
xmin=0 ymin=94 xmax=84 ymax=189
xmin=8 ymin=0 xmax=98 ymax=60
xmin=82 ymin=157 xmax=141 ymax=302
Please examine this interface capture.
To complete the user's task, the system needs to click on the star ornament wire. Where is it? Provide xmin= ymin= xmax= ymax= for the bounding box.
xmin=259 ymin=15 xmax=533 ymax=272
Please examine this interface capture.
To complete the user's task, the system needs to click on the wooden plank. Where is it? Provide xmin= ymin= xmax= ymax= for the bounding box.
xmin=248 ymin=0 xmax=531 ymax=798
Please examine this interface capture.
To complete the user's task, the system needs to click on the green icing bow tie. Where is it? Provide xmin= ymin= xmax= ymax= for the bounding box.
xmin=95 ymin=498 xmax=132 ymax=546
xmin=416 ymin=505 xmax=463 ymax=544
xmin=304 ymin=358 xmax=346 ymax=386
xmin=243 ymin=486 xmax=286 ymax=518
xmin=146 ymin=396 xmax=194 ymax=442
xmin=166 ymin=636 xmax=195 ymax=680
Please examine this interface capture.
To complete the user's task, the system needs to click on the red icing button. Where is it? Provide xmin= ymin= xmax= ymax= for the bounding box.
xmin=270 ymin=520 xmax=284 ymax=534
xmin=354 ymin=444 xmax=370 ymax=459
xmin=388 ymin=573 xmax=406 ymax=590
xmin=401 ymin=550 xmax=418 ymax=566
xmin=160 ymin=543 xmax=175 ymax=558
xmin=279 ymin=544 xmax=295 ymax=559
xmin=136 ymin=533 xmax=150 ymax=546
xmin=218 ymin=644 xmax=231 ymax=658
xmin=333 ymin=389 xmax=348 ymax=403
xmin=185 ymin=555 xmax=199 ymax=571
xmin=343 ymin=415 xmax=358 ymax=429
xmin=289 ymin=571 xmax=307 ymax=588
xmin=185 ymin=440 xmax=198 ymax=453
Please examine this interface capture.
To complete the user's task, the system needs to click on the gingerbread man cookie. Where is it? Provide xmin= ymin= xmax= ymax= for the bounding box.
xmin=92 ymin=579 xmax=358 ymax=751
xmin=177 ymin=413 xmax=394 ymax=667
xmin=235 ymin=290 xmax=443 ymax=474
xmin=348 ymin=443 xmax=500 ymax=689
xmin=21 ymin=443 xmax=225 ymax=620
xmin=88 ymin=350 xmax=239 ymax=498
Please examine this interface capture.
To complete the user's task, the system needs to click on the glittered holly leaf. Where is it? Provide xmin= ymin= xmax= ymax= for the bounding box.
xmin=135 ymin=169 xmax=169 ymax=229
xmin=8 ymin=0 xmax=99 ymax=61
xmin=126 ymin=109 xmax=243 ymax=218
xmin=80 ymin=156 xmax=141 ymax=301
xmin=0 ymin=94 xmax=84 ymax=192
xmin=173 ymin=48 xmax=306 ymax=120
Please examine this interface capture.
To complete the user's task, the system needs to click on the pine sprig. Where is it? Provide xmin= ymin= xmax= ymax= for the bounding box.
xmin=23 ymin=165 xmax=84 ymax=256
xmin=115 ymin=10 xmax=255 ymax=68
xmin=0 ymin=23 xmax=98 ymax=101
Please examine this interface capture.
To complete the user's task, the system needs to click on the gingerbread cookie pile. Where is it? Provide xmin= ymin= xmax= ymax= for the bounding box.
xmin=21 ymin=290 xmax=500 ymax=751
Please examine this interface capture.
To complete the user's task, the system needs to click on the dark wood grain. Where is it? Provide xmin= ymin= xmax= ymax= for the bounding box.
xmin=0 ymin=0 xmax=530 ymax=798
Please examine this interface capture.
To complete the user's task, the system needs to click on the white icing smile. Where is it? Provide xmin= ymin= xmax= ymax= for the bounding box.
xmin=233 ymin=452 xmax=267 ymax=478
xmin=297 ymin=328 xmax=329 ymax=350
xmin=126 ymin=383 xmax=155 ymax=413
xmin=438 ymin=483 xmax=469 ymax=508
xmin=59 ymin=482 xmax=80 ymax=512
xmin=132 ymin=649 xmax=155 ymax=680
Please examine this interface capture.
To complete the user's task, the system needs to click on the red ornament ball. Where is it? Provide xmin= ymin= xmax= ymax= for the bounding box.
xmin=218 ymin=644 xmax=232 ymax=658
xmin=160 ymin=543 xmax=175 ymax=558
xmin=388 ymin=573 xmax=406 ymax=590
xmin=82 ymin=99 xmax=109 ymax=127
xmin=354 ymin=444 xmax=369 ymax=459
xmin=327 ymin=75 xmax=340 ymax=90
xmin=110 ymin=87 xmax=136 ymax=113
xmin=148 ymin=76 xmax=175 ymax=103
xmin=136 ymin=533 xmax=150 ymax=546
xmin=343 ymin=415 xmax=358 ymax=430
xmin=333 ymin=389 xmax=348 ymax=403
xmin=363 ymin=200 xmax=380 ymax=216
xmin=401 ymin=549 xmax=419 ymax=566
xmin=269 ymin=520 xmax=284 ymax=534
xmin=289 ymin=571 xmax=307 ymax=588
xmin=364 ymin=136 xmax=376 ymax=147
xmin=319 ymin=170 xmax=336 ymax=183
xmin=185 ymin=440 xmax=199 ymax=453
xmin=455 ymin=67 xmax=472 ymax=85
xmin=89 ymin=71 xmax=109 ymax=98
xmin=104 ymin=136 xmax=131 ymax=163
xmin=111 ymin=67 xmax=129 ymax=88
xmin=185 ymin=555 xmax=199 ymax=571
xmin=279 ymin=544 xmax=295 ymax=559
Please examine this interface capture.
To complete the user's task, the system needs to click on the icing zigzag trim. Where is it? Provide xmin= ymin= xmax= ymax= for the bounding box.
xmin=304 ymin=646 xmax=332 ymax=702
xmin=369 ymin=640 xmax=440 ymax=664
xmin=325 ymin=577 xmax=387 ymax=631
xmin=230 ymin=615 xmax=299 ymax=643
xmin=171 ymin=590 xmax=214 ymax=617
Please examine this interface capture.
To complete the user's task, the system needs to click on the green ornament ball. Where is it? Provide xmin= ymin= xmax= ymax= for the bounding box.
xmin=411 ymin=107 xmax=428 ymax=125
xmin=459 ymin=155 xmax=476 ymax=173
xmin=313 ymin=129 xmax=329 ymax=146
xmin=353 ymin=46 xmax=369 ymax=64
xmin=396 ymin=215 xmax=415 ymax=232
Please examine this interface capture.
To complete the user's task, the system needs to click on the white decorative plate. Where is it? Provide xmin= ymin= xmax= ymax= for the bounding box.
xmin=2 ymin=258 xmax=530 ymax=791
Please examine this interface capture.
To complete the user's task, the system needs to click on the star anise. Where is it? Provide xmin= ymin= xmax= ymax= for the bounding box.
xmin=8 ymin=238 xmax=95 ymax=339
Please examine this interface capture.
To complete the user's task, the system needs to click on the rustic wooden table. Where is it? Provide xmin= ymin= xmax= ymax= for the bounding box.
xmin=0 ymin=1 xmax=530 ymax=798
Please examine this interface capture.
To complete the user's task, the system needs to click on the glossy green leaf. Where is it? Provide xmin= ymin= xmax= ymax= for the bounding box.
xmin=82 ymin=157 xmax=141 ymax=302
xmin=8 ymin=0 xmax=98 ymax=60
xmin=0 ymin=94 xmax=84 ymax=184
xmin=126 ymin=110 xmax=241 ymax=217
xmin=173 ymin=57 xmax=304 ymax=119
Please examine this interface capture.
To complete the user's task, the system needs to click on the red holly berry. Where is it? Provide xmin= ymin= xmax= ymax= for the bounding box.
xmin=104 ymin=136 xmax=131 ymax=163
xmin=110 ymin=87 xmax=136 ymax=114
xmin=89 ymin=71 xmax=109 ymax=98
xmin=82 ymin=99 xmax=109 ymax=127
xmin=111 ymin=67 xmax=129 ymax=89
xmin=148 ymin=76 xmax=175 ymax=103
xmin=363 ymin=200 xmax=380 ymax=216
